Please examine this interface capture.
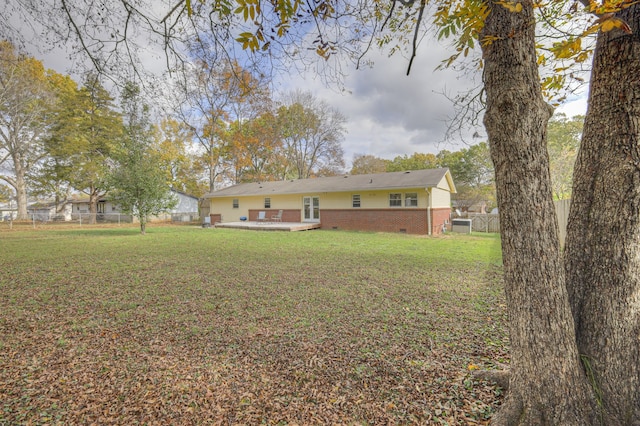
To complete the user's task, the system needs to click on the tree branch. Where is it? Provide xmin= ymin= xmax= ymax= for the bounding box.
xmin=0 ymin=174 xmax=16 ymax=188
xmin=160 ymin=1 xmax=185 ymax=24
xmin=59 ymin=0 xmax=104 ymax=73
xmin=407 ymin=0 xmax=426 ymax=75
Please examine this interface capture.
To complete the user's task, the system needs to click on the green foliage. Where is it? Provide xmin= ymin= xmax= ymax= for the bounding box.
xmin=156 ymin=118 xmax=206 ymax=196
xmin=547 ymin=114 xmax=583 ymax=200
xmin=0 ymin=184 xmax=12 ymax=203
xmin=26 ymin=157 xmax=71 ymax=207
xmin=0 ymin=41 xmax=56 ymax=218
xmin=109 ymin=83 xmax=177 ymax=234
xmin=350 ymin=154 xmax=389 ymax=175
xmin=438 ymin=142 xmax=493 ymax=187
xmin=386 ymin=152 xmax=438 ymax=172
xmin=438 ymin=142 xmax=495 ymax=211
xmin=433 ymin=0 xmax=488 ymax=69
xmin=348 ymin=145 xmax=496 ymax=210
xmin=41 ymin=73 xmax=122 ymax=205
xmin=368 ymin=144 xmax=495 ymax=211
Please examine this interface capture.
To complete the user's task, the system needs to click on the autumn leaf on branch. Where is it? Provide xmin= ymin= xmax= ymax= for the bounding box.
xmin=594 ymin=13 xmax=633 ymax=33
xmin=496 ymin=1 xmax=523 ymax=12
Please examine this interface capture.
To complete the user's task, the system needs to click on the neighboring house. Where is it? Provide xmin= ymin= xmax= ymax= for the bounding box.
xmin=171 ymin=190 xmax=200 ymax=213
xmin=453 ymin=200 xmax=488 ymax=214
xmin=27 ymin=201 xmax=73 ymax=221
xmin=71 ymin=198 xmax=120 ymax=216
xmin=0 ymin=202 xmax=18 ymax=221
xmin=204 ymin=168 xmax=456 ymax=235
xmin=71 ymin=189 xmax=200 ymax=222
xmin=170 ymin=190 xmax=200 ymax=223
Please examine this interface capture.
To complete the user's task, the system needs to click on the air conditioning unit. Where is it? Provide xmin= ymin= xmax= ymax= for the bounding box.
xmin=451 ymin=218 xmax=472 ymax=233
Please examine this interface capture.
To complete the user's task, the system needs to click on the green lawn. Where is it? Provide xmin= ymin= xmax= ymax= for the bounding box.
xmin=0 ymin=226 xmax=507 ymax=425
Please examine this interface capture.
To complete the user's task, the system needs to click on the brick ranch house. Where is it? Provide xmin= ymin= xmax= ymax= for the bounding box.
xmin=205 ymin=168 xmax=455 ymax=235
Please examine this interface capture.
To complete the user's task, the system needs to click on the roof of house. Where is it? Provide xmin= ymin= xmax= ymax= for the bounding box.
xmin=0 ymin=203 xmax=17 ymax=211
xmin=205 ymin=168 xmax=455 ymax=198
xmin=70 ymin=189 xmax=197 ymax=204
xmin=170 ymin=189 xmax=200 ymax=200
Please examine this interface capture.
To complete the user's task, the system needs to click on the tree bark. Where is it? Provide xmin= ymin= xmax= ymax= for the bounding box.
xmin=12 ymin=150 xmax=28 ymax=220
xmin=14 ymin=170 xmax=28 ymax=220
xmin=564 ymin=7 xmax=640 ymax=424
xmin=480 ymin=1 xmax=597 ymax=423
xmin=89 ymin=188 xmax=98 ymax=225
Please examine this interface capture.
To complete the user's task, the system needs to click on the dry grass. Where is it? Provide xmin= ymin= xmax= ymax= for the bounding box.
xmin=0 ymin=226 xmax=507 ymax=425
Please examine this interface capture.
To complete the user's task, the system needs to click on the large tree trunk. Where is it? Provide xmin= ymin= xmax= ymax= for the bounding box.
xmin=13 ymin=153 xmax=28 ymax=220
xmin=208 ymin=151 xmax=216 ymax=192
xmin=564 ymin=7 xmax=640 ymax=424
xmin=480 ymin=1 xmax=597 ymax=423
xmin=89 ymin=188 xmax=98 ymax=225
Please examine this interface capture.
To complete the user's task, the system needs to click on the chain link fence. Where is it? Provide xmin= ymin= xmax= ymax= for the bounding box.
xmin=1 ymin=212 xmax=201 ymax=229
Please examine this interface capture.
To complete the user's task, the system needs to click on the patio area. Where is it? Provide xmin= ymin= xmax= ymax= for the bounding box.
xmin=213 ymin=221 xmax=321 ymax=232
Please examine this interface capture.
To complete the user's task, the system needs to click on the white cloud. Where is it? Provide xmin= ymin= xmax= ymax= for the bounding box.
xmin=9 ymin=6 xmax=587 ymax=170
xmin=277 ymin=40 xmax=484 ymax=167
xmin=557 ymin=96 xmax=588 ymax=117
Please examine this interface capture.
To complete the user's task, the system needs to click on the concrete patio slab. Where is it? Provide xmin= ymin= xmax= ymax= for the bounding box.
xmin=213 ymin=221 xmax=321 ymax=232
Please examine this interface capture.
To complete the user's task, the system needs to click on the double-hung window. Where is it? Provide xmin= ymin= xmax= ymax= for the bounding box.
xmin=352 ymin=194 xmax=361 ymax=208
xmin=389 ymin=193 xmax=402 ymax=207
xmin=264 ymin=198 xmax=271 ymax=209
xmin=405 ymin=193 xmax=418 ymax=207
xmin=232 ymin=199 xmax=239 ymax=208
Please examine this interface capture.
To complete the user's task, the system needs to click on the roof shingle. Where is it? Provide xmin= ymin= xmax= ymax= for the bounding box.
xmin=205 ymin=168 xmax=453 ymax=198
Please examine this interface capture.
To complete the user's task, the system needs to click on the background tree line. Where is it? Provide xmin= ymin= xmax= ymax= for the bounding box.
xmin=3 ymin=38 xmax=583 ymax=225
xmin=351 ymin=113 xmax=583 ymax=213
xmin=0 ymin=42 xmax=349 ymax=221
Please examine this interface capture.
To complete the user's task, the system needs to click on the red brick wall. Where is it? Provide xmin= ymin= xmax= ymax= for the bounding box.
xmin=320 ymin=209 xmax=428 ymax=234
xmin=430 ymin=208 xmax=451 ymax=235
xmin=213 ymin=208 xmax=451 ymax=235
xmin=248 ymin=209 xmax=301 ymax=222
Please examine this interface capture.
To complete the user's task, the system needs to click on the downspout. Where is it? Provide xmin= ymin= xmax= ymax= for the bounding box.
xmin=427 ymin=188 xmax=432 ymax=236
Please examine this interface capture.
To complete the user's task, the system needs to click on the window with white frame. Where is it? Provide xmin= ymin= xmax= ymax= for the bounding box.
xmin=405 ymin=193 xmax=418 ymax=207
xmin=232 ymin=199 xmax=239 ymax=208
xmin=389 ymin=193 xmax=402 ymax=207
xmin=352 ymin=194 xmax=361 ymax=208
xmin=265 ymin=198 xmax=271 ymax=208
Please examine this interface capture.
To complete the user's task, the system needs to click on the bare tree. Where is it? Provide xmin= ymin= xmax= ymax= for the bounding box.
xmin=277 ymin=90 xmax=346 ymax=179
xmin=173 ymin=57 xmax=271 ymax=191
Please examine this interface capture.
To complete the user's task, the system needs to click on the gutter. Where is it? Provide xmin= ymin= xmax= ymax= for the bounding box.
xmin=427 ymin=188 xmax=432 ymax=236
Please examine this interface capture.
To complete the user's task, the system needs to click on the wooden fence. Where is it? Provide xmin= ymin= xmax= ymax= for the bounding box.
xmin=468 ymin=213 xmax=500 ymax=233
xmin=465 ymin=199 xmax=572 ymax=245
xmin=554 ymin=199 xmax=571 ymax=246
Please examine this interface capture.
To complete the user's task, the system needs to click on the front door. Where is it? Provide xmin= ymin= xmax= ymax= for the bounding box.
xmin=303 ymin=196 xmax=320 ymax=222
